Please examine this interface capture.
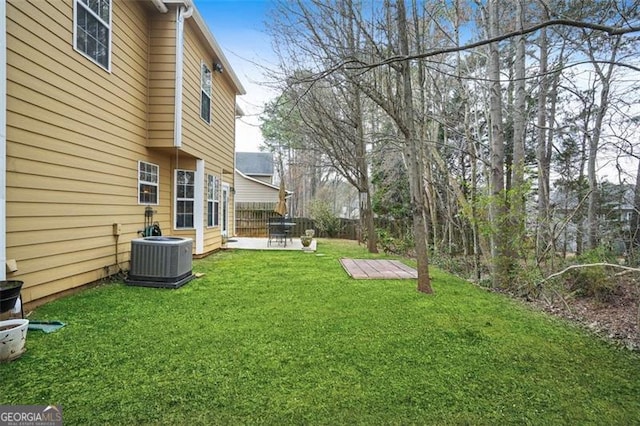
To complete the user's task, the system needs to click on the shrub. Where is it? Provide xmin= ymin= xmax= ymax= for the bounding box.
xmin=309 ymin=200 xmax=342 ymax=237
xmin=430 ymin=253 xmax=475 ymax=279
xmin=564 ymin=247 xmax=620 ymax=302
xmin=510 ymin=266 xmax=545 ymax=300
xmin=376 ymin=229 xmax=396 ymax=254
xmin=375 ymin=228 xmax=413 ymax=255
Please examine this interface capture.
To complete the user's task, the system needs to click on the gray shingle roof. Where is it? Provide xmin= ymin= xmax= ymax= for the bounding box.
xmin=235 ymin=152 xmax=274 ymax=176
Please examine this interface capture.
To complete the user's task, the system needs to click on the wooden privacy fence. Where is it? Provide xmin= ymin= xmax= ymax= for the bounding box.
xmin=235 ymin=202 xmax=358 ymax=240
xmin=235 ymin=202 xmax=277 ymax=237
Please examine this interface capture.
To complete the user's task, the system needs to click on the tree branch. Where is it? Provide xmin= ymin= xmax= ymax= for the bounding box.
xmin=540 ymin=263 xmax=640 ymax=285
xmin=337 ymin=19 xmax=640 ymax=73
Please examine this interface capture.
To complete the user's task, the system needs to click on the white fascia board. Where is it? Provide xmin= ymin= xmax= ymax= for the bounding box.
xmin=163 ymin=0 xmax=246 ymax=95
xmin=0 ymin=0 xmax=7 ymax=280
xmin=189 ymin=4 xmax=246 ymax=95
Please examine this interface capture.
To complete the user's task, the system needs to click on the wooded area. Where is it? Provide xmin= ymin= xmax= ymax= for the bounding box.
xmin=259 ymin=0 xmax=640 ymax=294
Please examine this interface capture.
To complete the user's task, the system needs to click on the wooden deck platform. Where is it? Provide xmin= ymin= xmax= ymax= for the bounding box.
xmin=340 ymin=258 xmax=418 ymax=279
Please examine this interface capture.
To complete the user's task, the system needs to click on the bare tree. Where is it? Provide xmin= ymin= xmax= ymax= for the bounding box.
xmin=262 ymin=0 xmax=640 ymax=291
xmin=510 ymin=0 xmax=527 ymax=256
xmin=585 ymin=35 xmax=624 ymax=249
xmin=396 ymin=0 xmax=433 ymax=292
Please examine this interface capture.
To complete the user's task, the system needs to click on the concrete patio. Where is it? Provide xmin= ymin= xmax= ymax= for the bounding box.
xmin=224 ymin=237 xmax=317 ymax=252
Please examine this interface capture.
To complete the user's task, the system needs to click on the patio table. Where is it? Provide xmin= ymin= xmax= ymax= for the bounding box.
xmin=267 ymin=220 xmax=296 ymax=247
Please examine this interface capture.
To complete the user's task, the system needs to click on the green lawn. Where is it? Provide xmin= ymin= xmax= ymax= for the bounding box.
xmin=2 ymin=239 xmax=639 ymax=425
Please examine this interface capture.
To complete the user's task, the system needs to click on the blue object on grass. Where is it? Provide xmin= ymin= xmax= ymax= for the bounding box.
xmin=28 ymin=321 xmax=66 ymax=333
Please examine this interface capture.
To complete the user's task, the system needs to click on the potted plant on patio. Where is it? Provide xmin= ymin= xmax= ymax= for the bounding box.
xmin=300 ymin=232 xmax=313 ymax=248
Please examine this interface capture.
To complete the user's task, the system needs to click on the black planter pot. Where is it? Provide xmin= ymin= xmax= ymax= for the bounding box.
xmin=0 ymin=281 xmax=24 ymax=314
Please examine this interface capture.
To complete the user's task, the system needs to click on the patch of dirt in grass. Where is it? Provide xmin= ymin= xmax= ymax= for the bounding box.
xmin=527 ymin=277 xmax=640 ymax=351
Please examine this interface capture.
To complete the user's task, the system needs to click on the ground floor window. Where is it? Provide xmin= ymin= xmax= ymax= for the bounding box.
xmin=207 ymin=174 xmax=220 ymax=227
xmin=138 ymin=161 xmax=159 ymax=205
xmin=175 ymin=169 xmax=195 ymax=228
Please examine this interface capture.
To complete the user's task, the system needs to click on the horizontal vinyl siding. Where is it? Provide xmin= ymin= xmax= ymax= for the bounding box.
xmin=5 ymin=0 xmax=161 ymax=304
xmin=181 ymin=22 xmax=235 ymax=172
xmin=8 ymin=1 xmax=148 ymax=123
xmin=234 ymin=174 xmax=280 ymax=203
xmin=148 ymin=10 xmax=176 ymax=147
xmin=178 ymin=20 xmax=237 ymax=253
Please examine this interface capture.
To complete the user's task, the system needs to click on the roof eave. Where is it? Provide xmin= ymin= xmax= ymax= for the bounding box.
xmin=157 ymin=0 xmax=247 ymax=96
xmin=235 ymin=169 xmax=293 ymax=196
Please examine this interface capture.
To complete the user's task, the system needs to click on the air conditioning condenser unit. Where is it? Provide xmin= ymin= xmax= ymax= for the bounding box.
xmin=126 ymin=237 xmax=194 ymax=288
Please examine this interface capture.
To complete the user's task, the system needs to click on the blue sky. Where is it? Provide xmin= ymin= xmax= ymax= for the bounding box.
xmin=195 ymin=0 xmax=270 ymax=35
xmin=194 ymin=0 xmax=277 ymax=151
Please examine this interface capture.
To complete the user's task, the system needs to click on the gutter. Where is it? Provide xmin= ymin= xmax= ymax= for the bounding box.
xmin=172 ymin=1 xmax=204 ymax=251
xmin=190 ymin=7 xmax=245 ymax=96
xmin=173 ymin=0 xmax=193 ymax=148
xmin=150 ymin=0 xmax=168 ymax=13
xmin=0 ymin=0 xmax=7 ymax=280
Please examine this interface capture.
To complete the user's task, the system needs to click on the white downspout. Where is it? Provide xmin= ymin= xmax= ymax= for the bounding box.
xmin=195 ymin=160 xmax=204 ymax=254
xmin=174 ymin=1 xmax=193 ymax=148
xmin=0 ymin=0 xmax=7 ymax=281
xmin=172 ymin=2 xmax=201 ymax=251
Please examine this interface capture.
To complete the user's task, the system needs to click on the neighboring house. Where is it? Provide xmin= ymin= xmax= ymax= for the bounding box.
xmin=234 ymin=151 xmax=292 ymax=205
xmin=551 ymin=182 xmax=636 ymax=254
xmin=234 ymin=171 xmax=285 ymax=204
xmin=235 ymin=152 xmax=275 ymax=185
xmin=234 ymin=152 xmax=289 ymax=204
xmin=1 ymin=0 xmax=245 ymax=306
xmin=234 ymin=152 xmax=292 ymax=236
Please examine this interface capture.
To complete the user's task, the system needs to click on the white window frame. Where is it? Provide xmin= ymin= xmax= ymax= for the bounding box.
xmin=207 ymin=174 xmax=220 ymax=227
xmin=138 ymin=161 xmax=159 ymax=205
xmin=175 ymin=169 xmax=195 ymax=229
xmin=73 ymin=0 xmax=112 ymax=72
xmin=200 ymin=62 xmax=212 ymax=124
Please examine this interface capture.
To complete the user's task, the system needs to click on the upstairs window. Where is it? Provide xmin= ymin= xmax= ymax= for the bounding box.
xmin=200 ymin=62 xmax=212 ymax=123
xmin=74 ymin=0 xmax=111 ymax=71
xmin=138 ymin=161 xmax=159 ymax=205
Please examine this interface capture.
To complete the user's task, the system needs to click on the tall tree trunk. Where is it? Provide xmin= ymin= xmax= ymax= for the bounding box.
xmin=466 ymin=106 xmax=482 ymax=280
xmin=575 ymin=128 xmax=590 ymax=256
xmin=586 ymin=124 xmax=599 ymax=250
xmin=454 ymin=0 xmax=482 ymax=279
xmin=345 ymin=1 xmax=378 ymax=253
xmin=536 ymin=19 xmax=551 ymax=259
xmin=397 ymin=0 xmax=432 ymax=293
xmin=587 ymin=36 xmax=621 ymax=249
xmin=510 ymin=0 xmax=526 ymax=258
xmin=542 ymin=59 xmax=562 ymax=260
xmin=356 ymin=104 xmax=378 ymax=253
xmin=631 ymin=159 xmax=640 ymax=263
xmin=488 ymin=0 xmax=510 ymax=288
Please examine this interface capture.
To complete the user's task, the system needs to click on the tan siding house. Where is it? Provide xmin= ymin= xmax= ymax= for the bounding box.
xmin=234 ymin=171 xmax=283 ymax=204
xmin=1 ymin=0 xmax=245 ymax=306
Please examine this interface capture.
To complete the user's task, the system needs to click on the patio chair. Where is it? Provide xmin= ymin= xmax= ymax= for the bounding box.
xmin=267 ymin=216 xmax=287 ymax=247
